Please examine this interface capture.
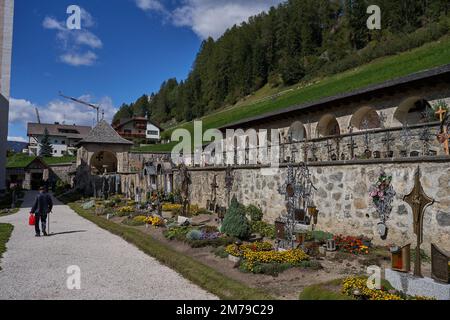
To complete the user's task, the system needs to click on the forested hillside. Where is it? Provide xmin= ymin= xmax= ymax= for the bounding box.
xmin=114 ymin=0 xmax=450 ymax=126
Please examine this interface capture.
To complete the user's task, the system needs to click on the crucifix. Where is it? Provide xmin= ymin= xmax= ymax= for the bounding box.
xmin=210 ymin=174 xmax=219 ymax=207
xmin=400 ymin=123 xmax=411 ymax=156
xmin=96 ymin=152 xmax=104 ymax=162
xmin=325 ymin=139 xmax=334 ymax=161
xmin=310 ymin=141 xmax=318 ymax=161
xmin=403 ymin=167 xmax=435 ymax=278
xmin=334 ymin=137 xmax=341 ymax=161
xmin=302 ymin=141 xmax=310 ymax=163
xmin=435 ymin=106 xmax=449 ymax=156
xmin=419 ymin=126 xmax=432 ymax=156
xmin=382 ymin=131 xmax=395 ymax=158
xmin=361 ymin=119 xmax=372 ymax=151
xmin=347 ymin=126 xmax=358 ymax=160
xmin=224 ymin=165 xmax=234 ymax=207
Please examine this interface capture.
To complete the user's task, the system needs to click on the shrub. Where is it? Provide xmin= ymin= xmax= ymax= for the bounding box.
xmin=246 ymin=205 xmax=263 ymax=222
xmin=213 ymin=246 xmax=229 ymax=259
xmin=186 ymin=229 xmax=203 ymax=241
xmin=221 ymin=196 xmax=250 ymax=240
xmin=163 ymin=226 xmax=192 ymax=241
xmin=250 ymin=221 xmax=276 ymax=239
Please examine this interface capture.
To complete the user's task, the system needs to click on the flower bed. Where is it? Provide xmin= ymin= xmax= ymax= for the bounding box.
xmin=225 ymin=242 xmax=310 ymax=275
xmin=341 ymin=277 xmax=433 ymax=300
xmin=117 ymin=206 xmax=135 ymax=216
xmin=162 ymin=203 xmax=182 ymax=212
xmin=163 ymin=225 xmax=234 ymax=248
xmin=144 ymin=216 xmax=164 ymax=227
xmin=334 ymin=235 xmax=370 ymax=255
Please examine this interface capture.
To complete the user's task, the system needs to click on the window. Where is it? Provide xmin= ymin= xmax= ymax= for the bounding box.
xmin=147 ymin=130 xmax=159 ymax=136
xmin=54 ymin=150 xmax=57 ymax=154
xmin=62 ymin=141 xmax=65 ymax=144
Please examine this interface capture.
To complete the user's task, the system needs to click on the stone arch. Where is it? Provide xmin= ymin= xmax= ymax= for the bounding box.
xmin=350 ymin=106 xmax=381 ymax=130
xmin=317 ymin=114 xmax=341 ymax=137
xmin=90 ymin=151 xmax=118 ymax=174
xmin=288 ymin=121 xmax=307 ymax=142
xmin=394 ymin=97 xmax=431 ymax=125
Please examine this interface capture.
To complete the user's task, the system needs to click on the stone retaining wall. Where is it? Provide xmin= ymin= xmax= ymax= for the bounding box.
xmin=187 ymin=159 xmax=450 ymax=253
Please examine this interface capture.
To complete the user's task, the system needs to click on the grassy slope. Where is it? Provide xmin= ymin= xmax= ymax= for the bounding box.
xmin=69 ymin=203 xmax=273 ymax=300
xmin=135 ymin=36 xmax=450 ymax=153
xmin=0 ymin=224 xmax=14 ymax=271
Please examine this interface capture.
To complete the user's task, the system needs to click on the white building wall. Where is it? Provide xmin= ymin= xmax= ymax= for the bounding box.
xmin=28 ymin=135 xmax=69 ymax=157
xmin=0 ymin=0 xmax=14 ymax=191
xmin=146 ymin=123 xmax=160 ymax=140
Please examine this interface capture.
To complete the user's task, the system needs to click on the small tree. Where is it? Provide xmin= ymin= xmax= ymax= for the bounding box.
xmin=39 ymin=128 xmax=53 ymax=157
xmin=221 ymin=196 xmax=250 ymax=239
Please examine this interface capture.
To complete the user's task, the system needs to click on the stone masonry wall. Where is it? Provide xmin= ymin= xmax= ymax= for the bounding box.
xmin=187 ymin=160 xmax=450 ymax=254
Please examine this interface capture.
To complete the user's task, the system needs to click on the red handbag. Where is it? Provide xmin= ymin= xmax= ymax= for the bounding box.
xmin=29 ymin=214 xmax=35 ymax=226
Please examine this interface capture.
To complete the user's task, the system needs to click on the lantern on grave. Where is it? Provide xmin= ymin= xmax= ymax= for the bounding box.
xmin=390 ymin=244 xmax=411 ymax=273
xmin=308 ymin=206 xmax=318 ymax=225
xmin=296 ymin=232 xmax=306 ymax=245
xmin=275 ymin=220 xmax=286 ymax=240
xmin=326 ymin=239 xmax=336 ymax=252
xmin=295 ymin=209 xmax=306 ymax=222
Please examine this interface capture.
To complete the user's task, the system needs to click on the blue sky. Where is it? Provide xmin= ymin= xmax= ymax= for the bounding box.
xmin=8 ymin=0 xmax=284 ymax=142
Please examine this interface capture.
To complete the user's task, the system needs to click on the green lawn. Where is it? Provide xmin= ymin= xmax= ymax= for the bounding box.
xmin=135 ymin=35 xmax=450 ymax=153
xmin=69 ymin=202 xmax=273 ymax=300
xmin=6 ymin=154 xmax=76 ymax=169
xmin=0 ymin=224 xmax=14 ymax=271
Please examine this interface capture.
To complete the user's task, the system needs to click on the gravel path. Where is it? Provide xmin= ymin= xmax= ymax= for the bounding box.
xmin=0 ymin=191 xmax=217 ymax=300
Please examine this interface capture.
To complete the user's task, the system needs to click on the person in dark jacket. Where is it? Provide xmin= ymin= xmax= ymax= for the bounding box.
xmin=30 ymin=186 xmax=53 ymax=237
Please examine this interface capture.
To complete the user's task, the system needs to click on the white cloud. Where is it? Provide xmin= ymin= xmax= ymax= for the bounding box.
xmin=135 ymin=0 xmax=284 ymax=39
xmin=43 ymin=8 xmax=102 ymax=66
xmin=172 ymin=0 xmax=284 ymax=39
xmin=135 ymin=0 xmax=165 ymax=12
xmin=60 ymin=51 xmax=98 ymax=66
xmin=8 ymin=136 xmax=27 ymax=143
xmin=9 ymin=96 xmax=117 ymax=129
xmin=42 ymin=16 xmax=65 ymax=31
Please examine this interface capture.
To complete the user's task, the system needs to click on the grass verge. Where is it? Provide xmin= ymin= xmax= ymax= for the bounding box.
xmin=0 ymin=223 xmax=14 ymax=271
xmin=69 ymin=202 xmax=273 ymax=300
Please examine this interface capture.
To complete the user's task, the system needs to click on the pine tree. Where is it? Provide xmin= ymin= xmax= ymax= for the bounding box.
xmin=39 ymin=128 xmax=53 ymax=158
xmin=221 ymin=196 xmax=250 ymax=239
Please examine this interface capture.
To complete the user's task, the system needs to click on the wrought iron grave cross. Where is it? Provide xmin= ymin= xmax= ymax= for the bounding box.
xmin=403 ymin=167 xmax=434 ymax=277
xmin=382 ymin=131 xmax=394 ymax=158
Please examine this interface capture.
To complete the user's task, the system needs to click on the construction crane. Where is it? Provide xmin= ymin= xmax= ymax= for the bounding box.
xmin=59 ymin=92 xmax=102 ymax=123
xmin=35 ymin=108 xmax=41 ymax=124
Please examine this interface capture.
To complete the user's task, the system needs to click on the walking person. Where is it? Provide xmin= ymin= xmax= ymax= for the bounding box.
xmin=30 ymin=186 xmax=53 ymax=237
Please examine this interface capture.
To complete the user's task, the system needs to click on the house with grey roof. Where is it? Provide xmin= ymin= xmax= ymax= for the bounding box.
xmin=76 ymin=120 xmax=133 ymax=174
xmin=27 ymin=122 xmax=92 ymax=157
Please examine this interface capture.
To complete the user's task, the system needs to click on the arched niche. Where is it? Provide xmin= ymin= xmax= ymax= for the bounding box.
xmin=288 ymin=121 xmax=307 ymax=142
xmin=394 ymin=97 xmax=431 ymax=125
xmin=350 ymin=106 xmax=381 ymax=130
xmin=317 ymin=114 xmax=341 ymax=137
xmin=90 ymin=151 xmax=118 ymax=174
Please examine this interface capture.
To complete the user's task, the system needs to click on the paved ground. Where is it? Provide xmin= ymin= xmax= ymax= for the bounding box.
xmin=0 ymin=191 xmax=216 ymax=300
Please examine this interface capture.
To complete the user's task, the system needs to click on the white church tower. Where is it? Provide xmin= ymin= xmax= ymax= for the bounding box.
xmin=0 ymin=0 xmax=14 ymax=192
